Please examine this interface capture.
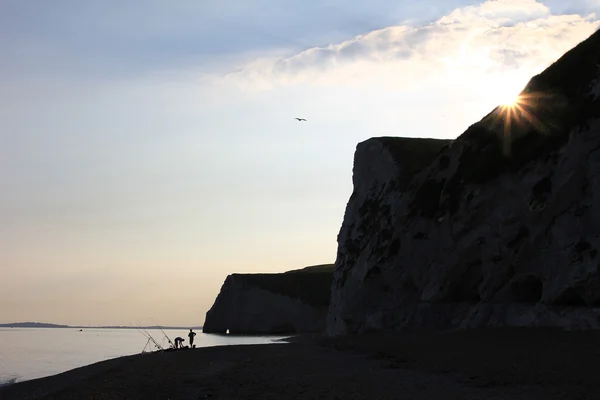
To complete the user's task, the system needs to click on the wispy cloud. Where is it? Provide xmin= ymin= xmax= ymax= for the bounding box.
xmin=224 ymin=0 xmax=600 ymax=91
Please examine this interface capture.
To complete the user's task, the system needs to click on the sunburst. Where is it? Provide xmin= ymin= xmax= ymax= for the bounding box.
xmin=497 ymin=90 xmax=547 ymax=156
xmin=500 ymin=91 xmax=520 ymax=108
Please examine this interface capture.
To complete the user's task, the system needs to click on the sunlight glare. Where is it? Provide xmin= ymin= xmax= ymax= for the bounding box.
xmin=493 ymin=71 xmax=529 ymax=109
xmin=500 ymin=91 xmax=520 ymax=108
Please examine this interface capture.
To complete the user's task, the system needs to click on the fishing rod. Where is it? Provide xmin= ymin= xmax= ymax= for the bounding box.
xmin=129 ymin=322 xmax=157 ymax=352
xmin=131 ymin=323 xmax=151 ymax=341
xmin=139 ymin=324 xmax=163 ymax=350
xmin=151 ymin=318 xmax=175 ymax=349
xmin=133 ymin=320 xmax=164 ymax=351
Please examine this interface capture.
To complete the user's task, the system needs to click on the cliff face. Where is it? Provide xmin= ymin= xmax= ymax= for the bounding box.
xmin=327 ymin=29 xmax=600 ymax=336
xmin=203 ymin=265 xmax=333 ymax=334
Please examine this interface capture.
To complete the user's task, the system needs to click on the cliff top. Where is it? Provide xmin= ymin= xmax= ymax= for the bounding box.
xmin=229 ymin=264 xmax=335 ymax=308
xmin=284 ymin=264 xmax=335 ymax=274
xmin=376 ymin=137 xmax=452 ymax=180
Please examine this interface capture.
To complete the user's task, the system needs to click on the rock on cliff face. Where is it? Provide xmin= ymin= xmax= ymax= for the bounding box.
xmin=204 ymin=265 xmax=333 ymax=334
xmin=327 ymin=29 xmax=600 ymax=336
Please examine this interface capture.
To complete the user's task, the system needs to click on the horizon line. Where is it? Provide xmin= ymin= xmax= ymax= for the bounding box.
xmin=0 ymin=322 xmax=203 ymax=329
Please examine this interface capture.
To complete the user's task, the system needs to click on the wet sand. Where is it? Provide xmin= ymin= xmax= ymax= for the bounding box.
xmin=2 ymin=328 xmax=600 ymax=399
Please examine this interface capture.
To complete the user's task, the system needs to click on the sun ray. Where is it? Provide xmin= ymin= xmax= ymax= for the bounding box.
xmin=503 ymin=105 xmax=513 ymax=156
xmin=495 ymin=88 xmax=553 ymax=157
xmin=515 ymin=106 xmax=547 ymax=135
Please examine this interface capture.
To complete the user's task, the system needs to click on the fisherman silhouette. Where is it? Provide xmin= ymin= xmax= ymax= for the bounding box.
xmin=188 ymin=329 xmax=196 ymax=347
xmin=174 ymin=337 xmax=184 ymax=349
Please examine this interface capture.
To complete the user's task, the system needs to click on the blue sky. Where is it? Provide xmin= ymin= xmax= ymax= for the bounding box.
xmin=1 ymin=0 xmax=599 ymax=326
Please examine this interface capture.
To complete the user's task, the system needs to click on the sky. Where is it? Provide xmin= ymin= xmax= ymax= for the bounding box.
xmin=1 ymin=0 xmax=599 ymax=327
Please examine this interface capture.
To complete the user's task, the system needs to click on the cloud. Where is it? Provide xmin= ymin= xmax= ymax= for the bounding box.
xmin=223 ymin=0 xmax=600 ymax=91
xmin=0 ymin=0 xmax=482 ymax=81
xmin=441 ymin=0 xmax=550 ymax=23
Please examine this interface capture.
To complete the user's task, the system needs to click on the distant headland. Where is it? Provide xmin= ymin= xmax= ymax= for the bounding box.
xmin=0 ymin=322 xmax=202 ymax=329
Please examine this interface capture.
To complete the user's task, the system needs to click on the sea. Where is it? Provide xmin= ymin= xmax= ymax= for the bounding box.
xmin=0 ymin=328 xmax=286 ymax=386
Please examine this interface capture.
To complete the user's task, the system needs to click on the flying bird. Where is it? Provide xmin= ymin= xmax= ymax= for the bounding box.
xmin=295 ymin=118 xmax=307 ymax=122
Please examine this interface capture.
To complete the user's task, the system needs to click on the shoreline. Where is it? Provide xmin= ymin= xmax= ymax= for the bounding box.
xmin=0 ymin=330 xmax=289 ymax=387
xmin=2 ymin=328 xmax=600 ymax=399
xmin=0 ymin=377 xmax=18 ymax=388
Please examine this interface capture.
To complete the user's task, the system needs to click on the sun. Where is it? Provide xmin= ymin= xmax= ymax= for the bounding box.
xmin=494 ymin=88 xmax=548 ymax=157
xmin=500 ymin=92 xmax=521 ymax=108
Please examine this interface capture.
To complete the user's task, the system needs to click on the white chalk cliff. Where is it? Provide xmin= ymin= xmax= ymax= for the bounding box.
xmin=327 ymin=29 xmax=600 ymax=335
xmin=204 ymin=266 xmax=333 ymax=334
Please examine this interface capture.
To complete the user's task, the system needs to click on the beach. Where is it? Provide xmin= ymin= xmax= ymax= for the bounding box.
xmin=1 ymin=328 xmax=600 ymax=399
xmin=0 ymin=328 xmax=284 ymax=384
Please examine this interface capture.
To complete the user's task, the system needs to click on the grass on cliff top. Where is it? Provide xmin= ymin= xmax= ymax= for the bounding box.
xmin=284 ymin=264 xmax=335 ymax=274
xmin=233 ymin=264 xmax=335 ymax=308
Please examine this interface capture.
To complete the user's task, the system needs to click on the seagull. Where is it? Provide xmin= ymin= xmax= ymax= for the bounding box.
xmin=295 ymin=118 xmax=307 ymax=122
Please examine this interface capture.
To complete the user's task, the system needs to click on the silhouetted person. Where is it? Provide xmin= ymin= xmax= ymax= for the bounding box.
xmin=174 ymin=337 xmax=184 ymax=349
xmin=188 ymin=329 xmax=196 ymax=347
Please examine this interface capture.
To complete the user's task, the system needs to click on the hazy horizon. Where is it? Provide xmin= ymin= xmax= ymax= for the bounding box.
xmin=0 ymin=321 xmax=203 ymax=327
xmin=2 ymin=0 xmax=600 ymax=326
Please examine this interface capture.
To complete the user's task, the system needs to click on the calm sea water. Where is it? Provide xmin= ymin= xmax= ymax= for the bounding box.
xmin=0 ymin=328 xmax=286 ymax=385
